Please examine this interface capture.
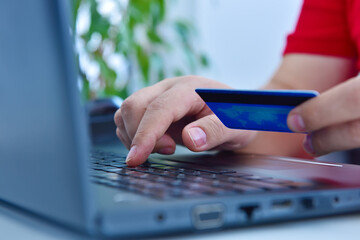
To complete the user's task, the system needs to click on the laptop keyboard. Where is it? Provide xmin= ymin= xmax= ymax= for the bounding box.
xmin=90 ymin=151 xmax=314 ymax=200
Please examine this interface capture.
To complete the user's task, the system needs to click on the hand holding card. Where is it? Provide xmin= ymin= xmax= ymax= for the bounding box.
xmin=196 ymin=89 xmax=319 ymax=133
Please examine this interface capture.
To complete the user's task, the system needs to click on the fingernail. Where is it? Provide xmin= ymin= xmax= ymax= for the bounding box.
xmin=288 ymin=114 xmax=306 ymax=132
xmin=126 ymin=145 xmax=137 ymax=164
xmin=157 ymin=147 xmax=174 ymax=155
xmin=303 ymin=134 xmax=315 ymax=155
xmin=188 ymin=127 xmax=207 ymax=148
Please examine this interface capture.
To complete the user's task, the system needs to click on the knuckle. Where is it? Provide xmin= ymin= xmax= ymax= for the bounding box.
xmin=180 ymin=75 xmax=196 ymax=82
xmin=206 ymin=115 xmax=226 ymax=140
xmin=148 ymin=97 xmax=166 ymax=112
xmin=176 ymin=75 xmax=200 ymax=86
xmin=120 ymin=97 xmax=133 ymax=116
xmin=121 ymin=96 xmax=135 ymax=112
xmin=114 ymin=109 xmax=122 ymax=127
xmin=121 ymin=96 xmax=144 ymax=119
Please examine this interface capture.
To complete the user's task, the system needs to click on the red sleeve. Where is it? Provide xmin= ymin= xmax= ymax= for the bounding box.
xmin=284 ymin=0 xmax=357 ymax=58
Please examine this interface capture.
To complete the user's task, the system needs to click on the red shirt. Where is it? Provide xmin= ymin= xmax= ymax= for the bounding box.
xmin=284 ymin=0 xmax=360 ymax=69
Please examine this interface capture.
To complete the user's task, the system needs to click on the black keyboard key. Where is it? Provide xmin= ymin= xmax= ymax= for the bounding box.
xmin=99 ymin=166 xmax=126 ymax=173
xmin=128 ymin=171 xmax=149 ymax=179
xmin=176 ymin=173 xmax=186 ymax=179
xmin=108 ymin=162 xmax=127 ymax=168
xmin=90 ymin=150 xmax=307 ymax=199
xmin=148 ymin=159 xmax=236 ymax=174
xmin=169 ymin=179 xmax=183 ymax=187
xmin=92 ymin=171 xmax=116 ymax=179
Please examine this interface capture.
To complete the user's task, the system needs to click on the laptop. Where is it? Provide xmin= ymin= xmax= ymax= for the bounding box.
xmin=1 ymin=0 xmax=360 ymax=238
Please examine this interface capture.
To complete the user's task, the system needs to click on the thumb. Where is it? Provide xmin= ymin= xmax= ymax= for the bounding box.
xmin=182 ymin=114 xmax=256 ymax=152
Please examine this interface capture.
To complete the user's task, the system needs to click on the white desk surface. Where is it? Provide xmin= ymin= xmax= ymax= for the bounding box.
xmin=1 ymin=202 xmax=360 ymax=240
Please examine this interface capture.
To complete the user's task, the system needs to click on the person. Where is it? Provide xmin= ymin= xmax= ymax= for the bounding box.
xmin=114 ymin=0 xmax=360 ymax=167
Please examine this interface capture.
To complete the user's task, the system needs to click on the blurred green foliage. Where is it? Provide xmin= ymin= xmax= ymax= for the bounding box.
xmin=73 ymin=0 xmax=209 ymax=100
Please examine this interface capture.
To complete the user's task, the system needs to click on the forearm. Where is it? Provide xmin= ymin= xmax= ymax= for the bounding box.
xmin=265 ymin=54 xmax=358 ymax=93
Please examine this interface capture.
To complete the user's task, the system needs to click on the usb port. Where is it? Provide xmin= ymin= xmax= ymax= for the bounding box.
xmin=271 ymin=199 xmax=293 ymax=211
xmin=192 ymin=204 xmax=225 ymax=230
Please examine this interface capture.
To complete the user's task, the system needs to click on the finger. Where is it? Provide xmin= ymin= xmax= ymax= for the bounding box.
xmin=116 ymin=128 xmax=131 ymax=149
xmin=120 ymin=78 xmax=176 ymax=140
xmin=182 ymin=114 xmax=256 ymax=152
xmin=303 ymin=119 xmax=360 ymax=156
xmin=114 ymin=109 xmax=131 ymax=148
xmin=152 ymin=134 xmax=176 ymax=154
xmin=287 ymin=77 xmax=360 ymax=132
xmin=125 ymin=86 xmax=206 ymax=166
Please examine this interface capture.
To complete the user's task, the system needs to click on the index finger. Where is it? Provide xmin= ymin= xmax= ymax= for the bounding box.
xmin=125 ymin=86 xmax=206 ymax=166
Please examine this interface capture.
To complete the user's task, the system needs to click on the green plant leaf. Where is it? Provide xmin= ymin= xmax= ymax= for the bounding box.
xmin=135 ymin=44 xmax=150 ymax=84
xmin=84 ymin=0 xmax=110 ymax=40
xmin=174 ymin=20 xmax=195 ymax=43
xmin=128 ymin=0 xmax=151 ymax=24
xmin=150 ymin=0 xmax=166 ymax=26
xmin=117 ymin=86 xmax=129 ymax=100
xmin=72 ymin=0 xmax=82 ymax=29
xmin=81 ymin=76 xmax=91 ymax=100
xmin=199 ymin=54 xmax=209 ymax=67
xmin=147 ymin=29 xmax=163 ymax=44
xmin=95 ymin=56 xmax=117 ymax=87
xmin=174 ymin=68 xmax=184 ymax=77
xmin=74 ymin=0 xmax=209 ymax=100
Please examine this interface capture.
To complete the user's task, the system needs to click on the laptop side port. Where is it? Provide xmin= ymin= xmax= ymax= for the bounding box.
xmin=192 ymin=203 xmax=225 ymax=230
xmin=239 ymin=204 xmax=260 ymax=221
xmin=271 ymin=199 xmax=293 ymax=211
xmin=301 ymin=197 xmax=316 ymax=210
xmin=331 ymin=192 xmax=360 ymax=208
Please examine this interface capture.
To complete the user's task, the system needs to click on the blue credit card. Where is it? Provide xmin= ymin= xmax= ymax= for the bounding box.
xmin=196 ymin=89 xmax=319 ymax=132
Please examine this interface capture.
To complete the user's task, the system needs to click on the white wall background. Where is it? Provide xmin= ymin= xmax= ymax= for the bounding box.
xmin=190 ymin=0 xmax=303 ymax=89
